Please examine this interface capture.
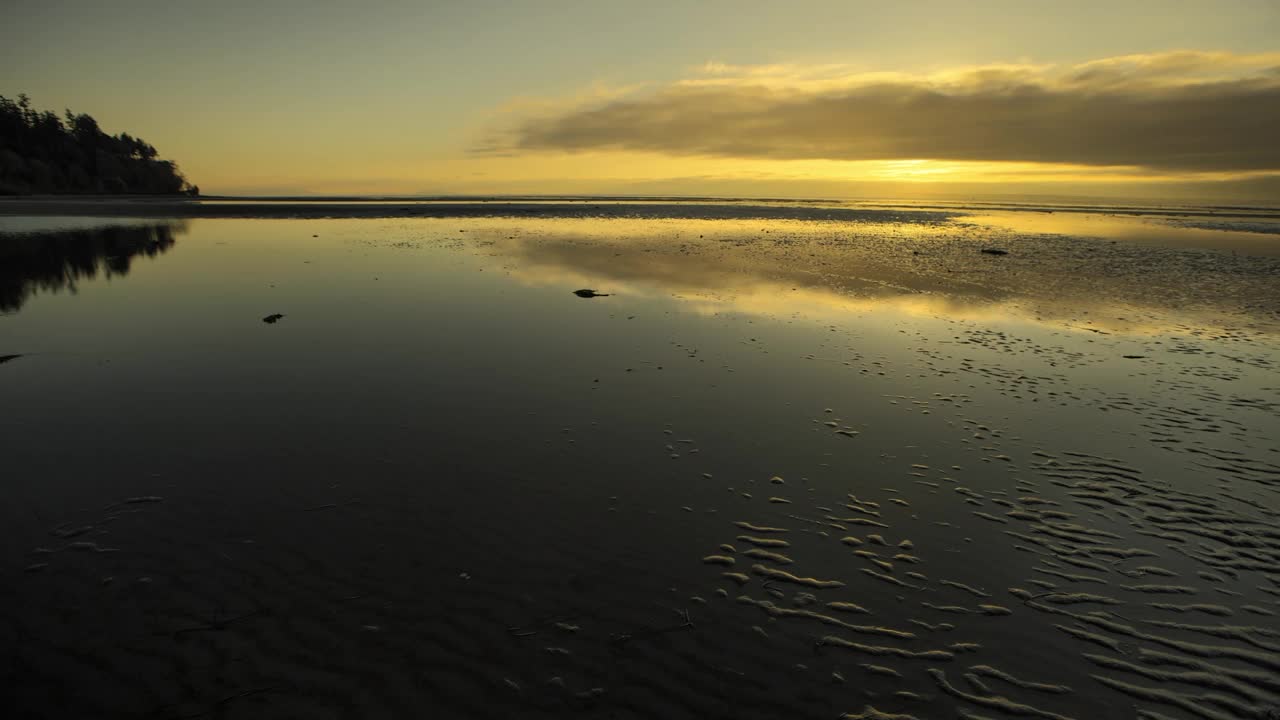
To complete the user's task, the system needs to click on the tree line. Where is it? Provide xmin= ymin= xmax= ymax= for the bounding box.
xmin=0 ymin=94 xmax=198 ymax=196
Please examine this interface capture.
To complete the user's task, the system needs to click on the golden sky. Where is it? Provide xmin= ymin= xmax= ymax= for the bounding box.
xmin=3 ymin=1 xmax=1278 ymax=200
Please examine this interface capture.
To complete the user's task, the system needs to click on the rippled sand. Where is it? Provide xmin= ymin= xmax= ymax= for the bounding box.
xmin=1 ymin=201 xmax=1277 ymax=718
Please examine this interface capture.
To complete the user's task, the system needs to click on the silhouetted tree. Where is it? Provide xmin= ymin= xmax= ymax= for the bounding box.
xmin=0 ymin=94 xmax=196 ymax=195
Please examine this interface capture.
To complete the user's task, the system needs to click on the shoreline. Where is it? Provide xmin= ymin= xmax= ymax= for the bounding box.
xmin=2 ymin=196 xmax=1279 ymax=221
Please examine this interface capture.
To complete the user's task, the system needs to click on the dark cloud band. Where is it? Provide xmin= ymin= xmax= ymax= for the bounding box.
xmin=498 ymin=59 xmax=1280 ymax=173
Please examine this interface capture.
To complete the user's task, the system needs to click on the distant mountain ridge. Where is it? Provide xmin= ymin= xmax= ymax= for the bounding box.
xmin=0 ymin=94 xmax=197 ymax=196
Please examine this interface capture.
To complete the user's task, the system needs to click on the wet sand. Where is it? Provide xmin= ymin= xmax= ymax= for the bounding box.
xmin=1 ymin=201 xmax=1278 ymax=719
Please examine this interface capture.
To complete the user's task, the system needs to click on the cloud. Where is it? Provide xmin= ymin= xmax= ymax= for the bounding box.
xmin=487 ymin=51 xmax=1280 ymax=173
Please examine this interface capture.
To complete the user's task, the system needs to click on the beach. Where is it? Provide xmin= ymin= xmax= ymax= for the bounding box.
xmin=2 ymin=199 xmax=1278 ymax=719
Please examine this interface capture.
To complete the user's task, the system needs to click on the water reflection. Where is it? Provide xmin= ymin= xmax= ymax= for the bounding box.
xmin=0 ymin=221 xmax=185 ymax=313
xmin=960 ymin=210 xmax=1280 ymax=255
xmin=2 ymin=215 xmax=1277 ymax=719
xmin=466 ymin=216 xmax=1280 ymax=335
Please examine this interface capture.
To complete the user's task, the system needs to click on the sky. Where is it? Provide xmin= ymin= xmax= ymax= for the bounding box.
xmin=2 ymin=0 xmax=1278 ymax=201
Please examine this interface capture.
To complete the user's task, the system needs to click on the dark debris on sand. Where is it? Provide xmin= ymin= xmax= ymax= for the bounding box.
xmin=573 ymin=289 xmax=610 ymax=298
xmin=262 ymin=314 xmax=285 ymax=324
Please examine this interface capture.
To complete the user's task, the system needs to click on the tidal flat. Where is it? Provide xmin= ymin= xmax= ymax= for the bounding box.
xmin=1 ymin=199 xmax=1278 ymax=719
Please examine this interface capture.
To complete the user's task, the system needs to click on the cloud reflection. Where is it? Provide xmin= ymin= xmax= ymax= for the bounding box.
xmin=466 ymin=215 xmax=1280 ymax=336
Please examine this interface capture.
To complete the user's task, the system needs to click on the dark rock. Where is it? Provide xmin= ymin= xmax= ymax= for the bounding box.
xmin=573 ymin=289 xmax=610 ymax=298
xmin=0 ymin=354 xmax=21 ymax=365
xmin=262 ymin=314 xmax=285 ymax=324
xmin=980 ymin=248 xmax=1009 ymax=256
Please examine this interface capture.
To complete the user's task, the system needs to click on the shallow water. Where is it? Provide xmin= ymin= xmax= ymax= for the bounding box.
xmin=2 ymin=206 xmax=1278 ymax=719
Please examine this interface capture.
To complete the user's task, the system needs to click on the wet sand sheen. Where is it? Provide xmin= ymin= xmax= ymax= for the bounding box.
xmin=1 ymin=209 xmax=1277 ymax=718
